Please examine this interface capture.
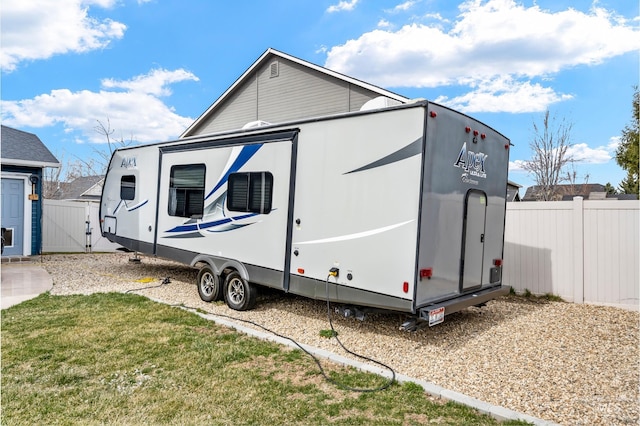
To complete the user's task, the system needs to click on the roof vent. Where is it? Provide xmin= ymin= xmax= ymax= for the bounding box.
xmin=360 ymin=96 xmax=402 ymax=111
xmin=242 ymin=120 xmax=272 ymax=130
xmin=270 ymin=61 xmax=279 ymax=78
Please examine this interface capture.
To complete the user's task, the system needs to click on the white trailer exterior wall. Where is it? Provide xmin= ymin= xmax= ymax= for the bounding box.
xmin=101 ymin=101 xmax=510 ymax=322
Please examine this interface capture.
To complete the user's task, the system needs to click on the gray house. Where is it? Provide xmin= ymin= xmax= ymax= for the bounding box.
xmin=1 ymin=125 xmax=60 ymax=256
xmin=182 ymin=48 xmax=409 ymax=137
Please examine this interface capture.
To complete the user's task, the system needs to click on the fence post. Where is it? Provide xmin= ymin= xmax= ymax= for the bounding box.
xmin=572 ymin=196 xmax=584 ymax=304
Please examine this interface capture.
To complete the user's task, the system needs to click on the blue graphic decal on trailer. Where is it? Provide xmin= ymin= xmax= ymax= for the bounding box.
xmin=206 ymin=144 xmax=263 ymax=200
xmin=114 ymin=199 xmax=149 ymax=213
xmin=165 ymin=212 xmax=260 ymax=235
xmin=165 ymin=144 xmax=269 ymax=238
xmin=127 ymin=200 xmax=148 ymax=211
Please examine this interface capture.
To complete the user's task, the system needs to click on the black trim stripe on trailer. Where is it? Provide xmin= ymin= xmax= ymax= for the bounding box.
xmin=344 ymin=137 xmax=422 ymax=175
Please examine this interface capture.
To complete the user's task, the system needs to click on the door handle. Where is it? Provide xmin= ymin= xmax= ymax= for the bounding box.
xmin=480 ymin=234 xmax=485 ymax=243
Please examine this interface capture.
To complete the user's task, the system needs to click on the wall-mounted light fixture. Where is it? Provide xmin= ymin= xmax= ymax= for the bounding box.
xmin=28 ymin=175 xmax=39 ymax=201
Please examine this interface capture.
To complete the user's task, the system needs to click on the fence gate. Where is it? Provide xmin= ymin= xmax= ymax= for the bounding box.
xmin=42 ymin=200 xmax=120 ymax=253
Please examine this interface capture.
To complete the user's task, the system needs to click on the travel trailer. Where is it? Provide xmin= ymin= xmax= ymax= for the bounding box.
xmin=100 ymin=100 xmax=510 ymax=327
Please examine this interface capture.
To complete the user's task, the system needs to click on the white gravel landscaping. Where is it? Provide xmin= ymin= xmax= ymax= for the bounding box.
xmin=43 ymin=253 xmax=639 ymax=425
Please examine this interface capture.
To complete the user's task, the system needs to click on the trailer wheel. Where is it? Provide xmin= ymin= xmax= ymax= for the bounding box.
xmin=224 ymin=271 xmax=256 ymax=311
xmin=197 ymin=266 xmax=222 ymax=302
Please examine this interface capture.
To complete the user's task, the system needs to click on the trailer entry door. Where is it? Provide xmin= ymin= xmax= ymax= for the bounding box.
xmin=460 ymin=189 xmax=487 ymax=291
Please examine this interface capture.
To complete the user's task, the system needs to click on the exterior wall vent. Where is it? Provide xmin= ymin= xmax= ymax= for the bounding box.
xmin=270 ymin=61 xmax=279 ymax=78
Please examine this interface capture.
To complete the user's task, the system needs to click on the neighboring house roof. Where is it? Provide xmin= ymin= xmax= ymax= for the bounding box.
xmin=523 ymin=184 xmax=613 ymax=201
xmin=1 ymin=125 xmax=60 ymax=168
xmin=50 ymin=175 xmax=104 ymax=201
xmin=613 ymin=193 xmax=639 ymax=200
xmin=507 ymin=180 xmax=522 ymax=202
xmin=181 ymin=48 xmax=409 ymax=137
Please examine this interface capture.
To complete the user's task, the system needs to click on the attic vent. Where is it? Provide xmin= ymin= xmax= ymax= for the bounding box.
xmin=270 ymin=61 xmax=279 ymax=78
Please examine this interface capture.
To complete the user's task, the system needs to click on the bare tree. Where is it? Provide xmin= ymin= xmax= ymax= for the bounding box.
xmin=42 ymin=154 xmax=99 ymax=199
xmin=42 ymin=153 xmax=64 ymax=199
xmin=523 ymin=109 xmax=574 ymax=201
xmin=564 ymin=163 xmax=590 ymax=198
xmin=42 ymin=118 xmax=136 ymax=198
xmin=91 ymin=118 xmax=135 ymax=173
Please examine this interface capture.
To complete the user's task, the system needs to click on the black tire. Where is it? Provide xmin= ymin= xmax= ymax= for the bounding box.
xmin=223 ymin=271 xmax=257 ymax=311
xmin=197 ymin=266 xmax=222 ymax=302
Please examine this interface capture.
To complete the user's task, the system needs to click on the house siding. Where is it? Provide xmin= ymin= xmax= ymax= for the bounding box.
xmin=190 ymin=56 xmax=382 ymax=136
xmin=349 ymin=84 xmax=379 ymax=111
xmin=197 ymin=77 xmax=258 ymax=135
xmin=257 ymin=59 xmax=350 ymax=122
xmin=31 ymin=169 xmax=43 ymax=254
xmin=1 ymin=165 xmax=43 ymax=255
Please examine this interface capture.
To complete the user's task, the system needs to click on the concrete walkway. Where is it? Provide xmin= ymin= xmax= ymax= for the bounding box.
xmin=1 ymin=259 xmax=53 ymax=309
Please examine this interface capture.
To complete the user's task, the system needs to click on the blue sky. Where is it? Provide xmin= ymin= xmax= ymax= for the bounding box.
xmin=1 ymin=0 xmax=638 ymax=193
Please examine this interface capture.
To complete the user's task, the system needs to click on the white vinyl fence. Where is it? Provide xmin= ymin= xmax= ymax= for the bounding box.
xmin=42 ymin=199 xmax=120 ymax=253
xmin=504 ymin=197 xmax=639 ymax=310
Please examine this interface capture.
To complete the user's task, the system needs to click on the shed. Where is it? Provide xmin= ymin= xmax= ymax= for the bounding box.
xmin=1 ymin=125 xmax=60 ymax=257
xmin=182 ymin=48 xmax=409 ymax=137
xmin=507 ymin=180 xmax=522 ymax=202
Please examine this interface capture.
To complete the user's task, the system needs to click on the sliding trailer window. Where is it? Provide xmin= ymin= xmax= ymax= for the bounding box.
xmin=168 ymin=164 xmax=205 ymax=218
xmin=227 ymin=172 xmax=273 ymax=215
xmin=120 ymin=175 xmax=136 ymax=200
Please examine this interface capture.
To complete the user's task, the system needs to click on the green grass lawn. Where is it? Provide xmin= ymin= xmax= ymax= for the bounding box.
xmin=1 ymin=293 xmax=527 ymax=425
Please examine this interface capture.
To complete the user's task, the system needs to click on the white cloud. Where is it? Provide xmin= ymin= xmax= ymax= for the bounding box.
xmin=101 ymin=69 xmax=200 ymax=97
xmin=607 ymin=136 xmax=621 ymax=152
xmin=391 ymin=1 xmax=418 ymax=13
xmin=324 ymin=0 xmax=639 ymax=112
xmin=377 ymin=19 xmax=392 ymax=29
xmin=327 ymin=0 xmax=359 ymax=13
xmin=0 ymin=69 xmax=199 ymax=143
xmin=435 ymin=77 xmax=573 ymax=113
xmin=567 ymin=142 xmax=615 ymax=164
xmin=1 ymin=0 xmax=126 ymax=72
xmin=509 ymin=160 xmax=527 ymax=172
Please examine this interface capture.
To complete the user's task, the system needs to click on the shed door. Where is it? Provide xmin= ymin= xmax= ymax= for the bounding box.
xmin=1 ymin=178 xmax=25 ymax=256
xmin=460 ymin=190 xmax=487 ymax=291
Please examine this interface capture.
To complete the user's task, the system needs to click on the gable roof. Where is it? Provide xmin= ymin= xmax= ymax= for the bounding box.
xmin=50 ymin=175 xmax=104 ymax=201
xmin=1 ymin=125 xmax=60 ymax=168
xmin=507 ymin=180 xmax=522 ymax=202
xmin=181 ymin=48 xmax=409 ymax=138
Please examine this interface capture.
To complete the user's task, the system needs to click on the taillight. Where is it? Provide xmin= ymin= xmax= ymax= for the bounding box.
xmin=420 ymin=268 xmax=433 ymax=279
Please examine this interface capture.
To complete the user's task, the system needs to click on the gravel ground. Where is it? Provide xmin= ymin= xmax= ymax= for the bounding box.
xmin=41 ymin=253 xmax=639 ymax=425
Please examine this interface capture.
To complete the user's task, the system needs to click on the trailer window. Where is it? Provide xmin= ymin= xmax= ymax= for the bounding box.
xmin=227 ymin=172 xmax=273 ymax=215
xmin=120 ymin=175 xmax=136 ymax=200
xmin=169 ymin=164 xmax=205 ymax=218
